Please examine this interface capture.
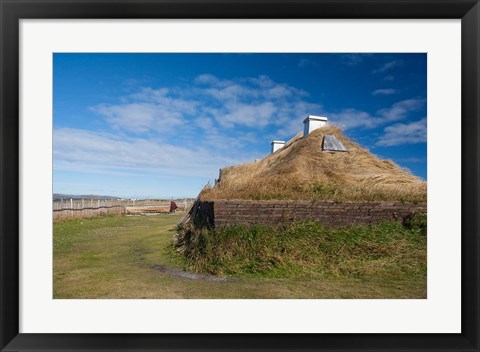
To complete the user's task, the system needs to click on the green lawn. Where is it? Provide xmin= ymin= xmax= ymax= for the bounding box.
xmin=53 ymin=214 xmax=426 ymax=299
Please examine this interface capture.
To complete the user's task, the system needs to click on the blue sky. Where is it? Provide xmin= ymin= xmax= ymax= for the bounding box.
xmin=53 ymin=53 xmax=427 ymax=199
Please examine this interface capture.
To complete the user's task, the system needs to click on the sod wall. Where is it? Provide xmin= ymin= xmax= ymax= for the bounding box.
xmin=193 ymin=200 xmax=426 ymax=228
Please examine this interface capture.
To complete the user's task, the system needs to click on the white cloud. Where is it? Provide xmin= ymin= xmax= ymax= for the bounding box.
xmin=219 ymin=102 xmax=277 ymax=128
xmin=265 ymin=85 xmax=295 ymax=99
xmin=376 ymin=118 xmax=427 ymax=146
xmin=92 ymin=103 xmax=184 ymax=134
xmin=92 ymin=86 xmax=201 ymax=135
xmin=204 ymin=84 xmax=258 ymax=102
xmin=193 ymin=74 xmax=314 ymax=130
xmin=373 ymin=60 xmax=402 ymax=73
xmin=195 ymin=117 xmax=214 ymax=130
xmin=330 ymin=98 xmax=425 ymax=130
xmin=372 ymin=88 xmax=397 ymax=96
xmin=92 ymin=74 xmax=316 ymax=133
xmin=246 ymin=75 xmax=275 ymax=88
xmin=201 ymin=75 xmax=307 ymax=102
xmin=298 ymin=58 xmax=318 ymax=68
xmin=53 ymin=128 xmax=247 ymax=178
xmin=330 ymin=109 xmax=378 ymax=129
xmin=130 ymin=87 xmax=169 ymax=101
xmin=130 ymin=87 xmax=198 ymax=114
xmin=194 ymin=73 xmax=228 ymax=86
xmin=91 ymin=78 xmax=424 ymax=148
xmin=377 ymin=98 xmax=425 ymax=122
xmin=201 ymin=128 xmax=259 ymax=151
xmin=341 ymin=54 xmax=371 ymax=66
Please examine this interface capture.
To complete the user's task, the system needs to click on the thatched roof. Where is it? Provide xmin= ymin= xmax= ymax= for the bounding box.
xmin=201 ymin=124 xmax=426 ymax=203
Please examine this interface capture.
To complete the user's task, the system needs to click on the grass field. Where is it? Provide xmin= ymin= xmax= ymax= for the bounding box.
xmin=54 ymin=214 xmax=426 ymax=299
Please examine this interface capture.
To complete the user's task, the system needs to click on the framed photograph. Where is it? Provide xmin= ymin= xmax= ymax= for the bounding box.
xmin=1 ymin=0 xmax=479 ymax=351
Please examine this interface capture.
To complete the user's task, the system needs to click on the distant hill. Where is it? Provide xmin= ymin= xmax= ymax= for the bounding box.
xmin=53 ymin=193 xmax=119 ymax=201
xmin=201 ymin=124 xmax=426 ymax=203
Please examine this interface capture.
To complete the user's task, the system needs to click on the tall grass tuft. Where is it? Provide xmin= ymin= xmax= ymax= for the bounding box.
xmin=175 ymin=220 xmax=427 ymax=280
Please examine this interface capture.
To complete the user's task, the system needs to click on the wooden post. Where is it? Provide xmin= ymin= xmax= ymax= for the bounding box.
xmin=70 ymin=198 xmax=73 ymax=209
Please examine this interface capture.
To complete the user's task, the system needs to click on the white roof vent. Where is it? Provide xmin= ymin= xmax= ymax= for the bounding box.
xmin=271 ymin=140 xmax=286 ymax=154
xmin=303 ymin=115 xmax=327 ymax=137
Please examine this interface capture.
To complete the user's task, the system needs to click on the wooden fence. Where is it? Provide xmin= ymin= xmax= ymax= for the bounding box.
xmin=52 ymin=198 xmax=195 ymax=211
xmin=53 ymin=205 xmax=126 ymax=222
xmin=52 ymin=198 xmax=195 ymax=222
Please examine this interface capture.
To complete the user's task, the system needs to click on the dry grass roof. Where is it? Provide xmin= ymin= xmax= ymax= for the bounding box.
xmin=200 ymin=124 xmax=427 ymax=203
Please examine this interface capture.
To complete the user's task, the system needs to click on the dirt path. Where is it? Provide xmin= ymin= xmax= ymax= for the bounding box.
xmin=151 ymin=265 xmax=233 ymax=282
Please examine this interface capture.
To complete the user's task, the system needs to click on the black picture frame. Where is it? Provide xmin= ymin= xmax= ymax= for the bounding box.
xmin=1 ymin=0 xmax=479 ymax=351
